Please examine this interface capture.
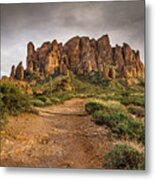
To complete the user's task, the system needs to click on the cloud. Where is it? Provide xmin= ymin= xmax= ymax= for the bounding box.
xmin=0 ymin=1 xmax=144 ymax=76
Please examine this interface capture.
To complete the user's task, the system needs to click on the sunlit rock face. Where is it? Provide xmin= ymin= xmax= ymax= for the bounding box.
xmin=10 ymin=34 xmax=144 ymax=81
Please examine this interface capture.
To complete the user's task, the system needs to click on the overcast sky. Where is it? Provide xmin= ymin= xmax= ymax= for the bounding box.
xmin=0 ymin=1 xmax=145 ymax=76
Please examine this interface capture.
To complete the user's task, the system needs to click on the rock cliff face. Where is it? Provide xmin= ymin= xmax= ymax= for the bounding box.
xmin=10 ymin=34 xmax=144 ymax=81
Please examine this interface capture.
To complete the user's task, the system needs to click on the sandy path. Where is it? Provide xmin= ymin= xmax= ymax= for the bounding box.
xmin=1 ymin=98 xmax=114 ymax=169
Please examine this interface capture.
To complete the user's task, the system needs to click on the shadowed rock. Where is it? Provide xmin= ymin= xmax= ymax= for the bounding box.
xmin=10 ymin=65 xmax=16 ymax=78
xmin=15 ymin=62 xmax=24 ymax=80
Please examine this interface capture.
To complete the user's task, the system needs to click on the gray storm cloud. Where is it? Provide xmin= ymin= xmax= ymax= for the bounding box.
xmin=0 ymin=1 xmax=145 ymax=76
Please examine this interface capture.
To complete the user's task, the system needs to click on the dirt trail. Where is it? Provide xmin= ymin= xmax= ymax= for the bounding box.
xmin=1 ymin=98 xmax=114 ymax=169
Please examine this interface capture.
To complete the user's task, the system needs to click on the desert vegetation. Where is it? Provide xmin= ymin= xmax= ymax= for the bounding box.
xmin=0 ymin=81 xmax=31 ymax=129
xmin=84 ymin=78 xmax=145 ymax=169
xmin=0 ymin=72 xmax=145 ymax=169
xmin=103 ymin=143 xmax=144 ymax=169
xmin=85 ymin=100 xmax=144 ymax=144
xmin=0 ymin=34 xmax=145 ymax=169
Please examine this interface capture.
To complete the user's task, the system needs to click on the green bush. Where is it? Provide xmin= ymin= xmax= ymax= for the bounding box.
xmin=85 ymin=102 xmax=105 ymax=114
xmin=113 ymin=119 xmax=144 ymax=144
xmin=0 ymin=82 xmax=31 ymax=115
xmin=53 ymin=91 xmax=75 ymax=103
xmin=31 ymin=99 xmax=45 ymax=107
xmin=37 ymin=95 xmax=49 ymax=102
xmin=92 ymin=111 xmax=128 ymax=126
xmin=37 ymin=96 xmax=53 ymax=106
xmin=127 ymin=105 xmax=144 ymax=117
xmin=49 ymin=97 xmax=61 ymax=103
xmin=71 ymin=73 xmax=105 ymax=95
xmin=92 ymin=110 xmax=144 ymax=143
xmin=121 ymin=96 xmax=144 ymax=107
xmin=128 ymin=121 xmax=145 ymax=144
xmin=0 ymin=82 xmax=31 ymax=129
xmin=32 ymin=94 xmax=62 ymax=107
xmin=85 ymin=101 xmax=126 ymax=114
xmin=103 ymin=144 xmax=144 ymax=170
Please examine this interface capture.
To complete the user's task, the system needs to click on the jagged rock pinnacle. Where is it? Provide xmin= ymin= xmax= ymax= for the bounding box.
xmin=10 ymin=34 xmax=144 ymax=81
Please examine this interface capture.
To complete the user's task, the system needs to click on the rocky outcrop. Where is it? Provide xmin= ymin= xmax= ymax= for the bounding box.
xmin=10 ymin=34 xmax=144 ymax=81
xmin=64 ymin=36 xmax=81 ymax=74
xmin=44 ymin=40 xmax=60 ymax=75
xmin=15 ymin=62 xmax=25 ymax=81
xmin=27 ymin=42 xmax=37 ymax=74
xmin=10 ymin=65 xmax=16 ymax=78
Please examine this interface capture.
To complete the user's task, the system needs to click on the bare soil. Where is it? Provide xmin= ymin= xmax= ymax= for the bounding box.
xmin=1 ymin=98 xmax=114 ymax=169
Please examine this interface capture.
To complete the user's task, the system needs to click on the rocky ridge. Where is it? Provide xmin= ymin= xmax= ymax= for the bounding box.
xmin=10 ymin=34 xmax=144 ymax=81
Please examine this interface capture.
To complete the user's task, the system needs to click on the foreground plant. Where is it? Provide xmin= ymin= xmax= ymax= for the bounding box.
xmin=103 ymin=144 xmax=144 ymax=170
xmin=85 ymin=100 xmax=144 ymax=144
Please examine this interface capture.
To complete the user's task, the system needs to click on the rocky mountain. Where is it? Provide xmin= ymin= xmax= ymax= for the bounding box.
xmin=10 ymin=34 xmax=144 ymax=81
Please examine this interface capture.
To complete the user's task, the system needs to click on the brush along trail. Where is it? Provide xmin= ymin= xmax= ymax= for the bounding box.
xmin=1 ymin=98 xmax=114 ymax=168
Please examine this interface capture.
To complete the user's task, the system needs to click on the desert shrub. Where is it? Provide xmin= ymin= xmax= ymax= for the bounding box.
xmin=30 ymin=99 xmax=45 ymax=107
xmin=121 ymin=91 xmax=130 ymax=97
xmin=53 ymin=91 xmax=75 ymax=103
xmin=32 ymin=94 xmax=62 ymax=107
xmin=0 ymin=82 xmax=31 ymax=115
xmin=49 ymin=97 xmax=61 ymax=103
xmin=127 ymin=105 xmax=144 ymax=117
xmin=92 ymin=111 xmax=129 ymax=126
xmin=103 ymin=80 xmax=125 ymax=92
xmin=74 ymin=93 xmax=93 ymax=99
xmin=85 ymin=100 xmax=126 ymax=115
xmin=85 ymin=102 xmax=105 ymax=114
xmin=71 ymin=73 xmax=105 ymax=95
xmin=36 ymin=95 xmax=54 ymax=106
xmin=44 ymin=99 xmax=53 ymax=106
xmin=121 ymin=96 xmax=144 ymax=107
xmin=0 ymin=82 xmax=31 ymax=129
xmin=92 ymin=110 xmax=144 ymax=143
xmin=37 ymin=95 xmax=49 ymax=102
xmin=103 ymin=144 xmax=144 ymax=170
xmin=33 ymin=93 xmax=62 ymax=107
xmin=2 ymin=93 xmax=30 ymax=115
xmin=113 ymin=119 xmax=144 ymax=144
